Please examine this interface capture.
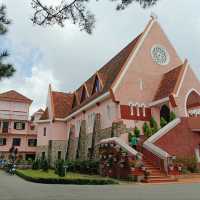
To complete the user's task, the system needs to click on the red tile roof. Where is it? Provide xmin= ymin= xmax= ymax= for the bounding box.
xmin=52 ymin=91 xmax=74 ymax=118
xmin=70 ymin=33 xmax=142 ymax=113
xmin=154 ymin=64 xmax=184 ymax=101
xmin=39 ymin=33 xmax=143 ymax=120
xmin=0 ymin=90 xmax=32 ymax=104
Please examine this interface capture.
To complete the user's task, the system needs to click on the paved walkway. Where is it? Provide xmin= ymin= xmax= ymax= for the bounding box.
xmin=1 ymin=170 xmax=200 ymax=200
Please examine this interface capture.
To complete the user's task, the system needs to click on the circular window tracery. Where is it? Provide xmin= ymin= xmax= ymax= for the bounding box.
xmin=151 ymin=45 xmax=170 ymax=66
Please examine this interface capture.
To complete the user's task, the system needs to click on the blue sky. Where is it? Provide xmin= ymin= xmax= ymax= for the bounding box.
xmin=1 ymin=0 xmax=200 ymax=114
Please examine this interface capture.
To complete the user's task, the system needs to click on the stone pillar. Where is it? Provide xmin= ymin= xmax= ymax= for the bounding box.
xmin=66 ymin=125 xmax=77 ymax=160
xmin=90 ymin=113 xmax=101 ymax=159
xmin=111 ymin=121 xmax=126 ymax=137
xmin=76 ymin=120 xmax=87 ymax=160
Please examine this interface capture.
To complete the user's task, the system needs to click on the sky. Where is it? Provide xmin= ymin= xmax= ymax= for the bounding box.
xmin=1 ymin=0 xmax=200 ymax=114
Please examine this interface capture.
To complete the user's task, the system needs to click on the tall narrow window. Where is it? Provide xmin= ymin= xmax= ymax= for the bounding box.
xmin=92 ymin=76 xmax=100 ymax=95
xmin=58 ymin=151 xmax=62 ymax=160
xmin=43 ymin=127 xmax=46 ymax=136
xmin=80 ymin=86 xmax=87 ymax=103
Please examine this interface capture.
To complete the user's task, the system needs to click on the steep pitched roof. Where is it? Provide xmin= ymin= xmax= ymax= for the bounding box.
xmin=52 ymin=91 xmax=74 ymax=118
xmin=0 ymin=90 xmax=32 ymax=104
xmin=154 ymin=64 xmax=184 ymax=101
xmin=70 ymin=33 xmax=142 ymax=113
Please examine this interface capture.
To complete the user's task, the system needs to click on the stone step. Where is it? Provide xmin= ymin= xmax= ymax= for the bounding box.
xmin=146 ymin=178 xmax=176 ymax=183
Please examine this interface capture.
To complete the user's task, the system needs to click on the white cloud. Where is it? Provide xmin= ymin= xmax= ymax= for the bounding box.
xmin=0 ymin=65 xmax=60 ymax=114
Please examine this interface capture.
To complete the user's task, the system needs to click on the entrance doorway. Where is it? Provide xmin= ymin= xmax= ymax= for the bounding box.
xmin=160 ymin=105 xmax=170 ymax=122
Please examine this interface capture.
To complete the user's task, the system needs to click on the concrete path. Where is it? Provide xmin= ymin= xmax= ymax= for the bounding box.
xmin=0 ymin=170 xmax=200 ymax=200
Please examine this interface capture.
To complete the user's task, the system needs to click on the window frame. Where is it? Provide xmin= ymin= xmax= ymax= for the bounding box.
xmin=28 ymin=139 xmax=37 ymax=147
xmin=12 ymin=138 xmax=21 ymax=146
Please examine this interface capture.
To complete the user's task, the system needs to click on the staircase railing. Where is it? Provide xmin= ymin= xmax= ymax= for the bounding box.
xmin=143 ymin=118 xmax=181 ymax=173
xmin=99 ymin=137 xmax=140 ymax=157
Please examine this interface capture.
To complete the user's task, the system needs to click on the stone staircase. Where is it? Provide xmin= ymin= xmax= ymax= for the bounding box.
xmin=143 ymin=158 xmax=177 ymax=183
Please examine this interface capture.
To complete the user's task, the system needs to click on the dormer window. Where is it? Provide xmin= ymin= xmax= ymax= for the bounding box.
xmin=80 ymin=86 xmax=87 ymax=103
xmin=72 ymin=94 xmax=78 ymax=108
xmin=92 ymin=76 xmax=100 ymax=95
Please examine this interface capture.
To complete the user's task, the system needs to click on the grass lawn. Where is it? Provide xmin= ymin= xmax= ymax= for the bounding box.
xmin=16 ymin=169 xmax=118 ymax=185
xmin=17 ymin=169 xmax=112 ymax=180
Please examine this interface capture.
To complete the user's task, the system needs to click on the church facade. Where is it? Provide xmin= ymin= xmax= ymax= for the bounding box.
xmin=37 ymin=16 xmax=200 ymax=169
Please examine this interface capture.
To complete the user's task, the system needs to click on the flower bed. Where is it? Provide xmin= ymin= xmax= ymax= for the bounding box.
xmin=16 ymin=169 xmax=118 ymax=185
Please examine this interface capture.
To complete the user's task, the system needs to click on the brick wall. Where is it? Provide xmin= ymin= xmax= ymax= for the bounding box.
xmin=155 ymin=118 xmax=200 ymax=158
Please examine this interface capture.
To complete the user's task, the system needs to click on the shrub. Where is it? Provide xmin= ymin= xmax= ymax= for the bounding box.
xmin=175 ymin=157 xmax=198 ymax=173
xmin=144 ymin=124 xmax=152 ymax=138
xmin=64 ymin=160 xmax=99 ymax=175
xmin=32 ymin=158 xmax=40 ymax=170
xmin=143 ymin=122 xmax=148 ymax=134
xmin=134 ymin=127 xmax=140 ymax=138
xmin=16 ymin=170 xmax=118 ymax=185
xmin=128 ymin=130 xmax=133 ymax=143
xmin=55 ymin=159 xmax=65 ymax=177
xmin=150 ymin=117 xmax=158 ymax=134
xmin=160 ymin=117 xmax=168 ymax=128
xmin=170 ymin=111 xmax=176 ymax=121
xmin=41 ymin=159 xmax=49 ymax=172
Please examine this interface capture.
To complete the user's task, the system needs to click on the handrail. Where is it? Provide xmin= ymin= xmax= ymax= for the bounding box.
xmin=99 ymin=137 xmax=139 ymax=157
xmin=143 ymin=118 xmax=181 ymax=173
xmin=146 ymin=118 xmax=181 ymax=143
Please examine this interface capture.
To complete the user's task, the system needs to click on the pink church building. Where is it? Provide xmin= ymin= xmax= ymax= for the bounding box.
xmin=0 ymin=90 xmax=39 ymax=160
xmin=37 ymin=16 xmax=200 ymax=176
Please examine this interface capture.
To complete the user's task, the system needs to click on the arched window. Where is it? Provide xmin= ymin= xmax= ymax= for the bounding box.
xmin=92 ymin=76 xmax=100 ymax=95
xmin=160 ymin=105 xmax=170 ymax=122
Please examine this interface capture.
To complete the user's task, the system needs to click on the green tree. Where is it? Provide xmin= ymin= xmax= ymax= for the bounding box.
xmin=31 ymin=0 xmax=159 ymax=34
xmin=143 ymin=122 xmax=148 ymax=134
xmin=0 ymin=5 xmax=15 ymax=79
xmin=150 ymin=117 xmax=158 ymax=134
xmin=146 ymin=124 xmax=152 ymax=138
xmin=160 ymin=117 xmax=167 ymax=128
xmin=170 ymin=111 xmax=176 ymax=121
xmin=134 ymin=126 xmax=140 ymax=138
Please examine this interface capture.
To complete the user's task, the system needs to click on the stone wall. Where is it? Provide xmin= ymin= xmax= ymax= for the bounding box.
xmin=37 ymin=141 xmax=66 ymax=167
xmin=36 ymin=145 xmax=48 ymax=159
xmin=49 ymin=140 xmax=66 ymax=166
xmin=70 ymin=113 xmax=127 ymax=160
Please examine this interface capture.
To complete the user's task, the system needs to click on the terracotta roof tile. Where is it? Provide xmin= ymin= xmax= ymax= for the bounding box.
xmin=154 ymin=65 xmax=184 ymax=101
xmin=52 ymin=91 xmax=74 ymax=118
xmin=0 ymin=90 xmax=32 ymax=104
xmin=70 ymin=33 xmax=142 ymax=113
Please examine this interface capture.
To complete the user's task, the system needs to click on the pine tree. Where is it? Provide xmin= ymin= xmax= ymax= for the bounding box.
xmin=134 ymin=126 xmax=141 ymax=138
xmin=0 ymin=5 xmax=15 ymax=80
xmin=150 ymin=117 xmax=158 ymax=134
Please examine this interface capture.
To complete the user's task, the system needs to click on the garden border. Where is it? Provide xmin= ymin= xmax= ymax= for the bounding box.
xmin=16 ymin=170 xmax=118 ymax=185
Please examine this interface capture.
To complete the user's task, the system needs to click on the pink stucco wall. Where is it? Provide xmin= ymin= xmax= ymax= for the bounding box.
xmin=37 ymin=121 xmax=67 ymax=146
xmin=0 ymin=99 xmax=37 ymax=155
xmin=175 ymin=66 xmax=200 ymax=117
xmin=66 ymin=98 xmax=119 ymax=138
xmin=114 ymin=21 xmax=182 ymax=105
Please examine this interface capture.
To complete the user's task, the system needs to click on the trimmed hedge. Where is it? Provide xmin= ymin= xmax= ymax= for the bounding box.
xmin=64 ymin=160 xmax=99 ymax=175
xmin=16 ymin=170 xmax=118 ymax=185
